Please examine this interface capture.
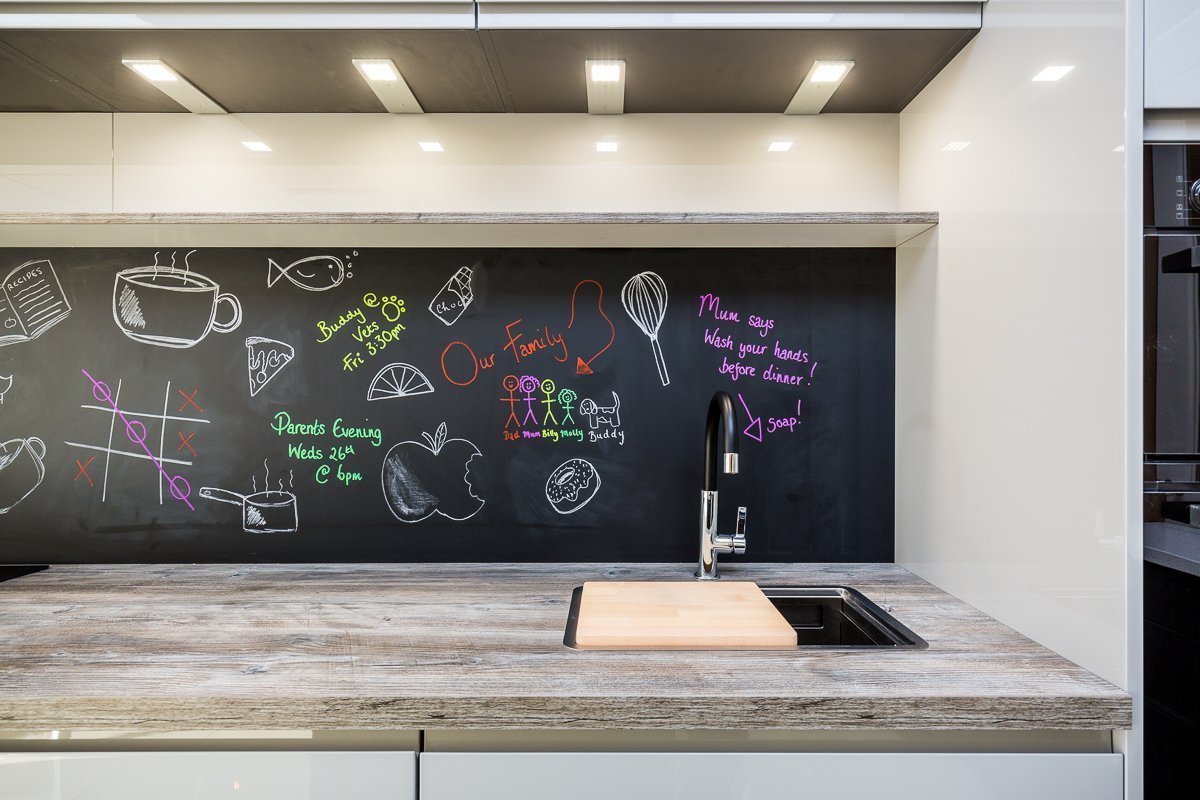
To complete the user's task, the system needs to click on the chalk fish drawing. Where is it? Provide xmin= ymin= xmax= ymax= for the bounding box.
xmin=545 ymin=458 xmax=601 ymax=515
xmin=620 ymin=271 xmax=670 ymax=386
xmin=267 ymin=253 xmax=354 ymax=292
xmin=428 ymin=266 xmax=474 ymax=326
xmin=0 ymin=375 xmax=11 ymax=405
xmin=113 ymin=251 xmax=242 ymax=349
xmin=246 ymin=337 xmax=294 ymax=398
xmin=0 ymin=259 xmax=72 ymax=348
xmin=200 ymin=461 xmax=297 ymax=533
xmin=381 ymin=422 xmax=484 ymax=523
xmin=579 ymin=391 xmax=621 ymax=430
xmin=0 ymin=436 xmax=46 ymax=514
xmin=367 ymin=362 xmax=435 ymax=402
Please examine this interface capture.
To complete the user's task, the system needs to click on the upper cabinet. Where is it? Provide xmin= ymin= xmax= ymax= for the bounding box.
xmin=0 ymin=1 xmax=983 ymax=114
xmin=1146 ymin=0 xmax=1200 ymax=108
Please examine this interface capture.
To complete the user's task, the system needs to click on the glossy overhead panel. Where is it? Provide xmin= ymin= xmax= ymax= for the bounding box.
xmin=0 ymin=26 xmax=976 ymax=113
xmin=478 ymin=0 xmax=983 ymax=29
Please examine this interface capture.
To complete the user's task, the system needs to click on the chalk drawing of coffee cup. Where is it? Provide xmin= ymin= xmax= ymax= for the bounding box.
xmin=0 ymin=437 xmax=46 ymax=514
xmin=113 ymin=266 xmax=242 ymax=349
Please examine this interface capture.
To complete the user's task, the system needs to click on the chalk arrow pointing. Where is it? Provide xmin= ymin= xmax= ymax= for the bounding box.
xmin=737 ymin=393 xmax=763 ymax=443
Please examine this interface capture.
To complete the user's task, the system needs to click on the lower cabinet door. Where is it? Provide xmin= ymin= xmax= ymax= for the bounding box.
xmin=420 ymin=752 xmax=1122 ymax=800
xmin=0 ymin=751 xmax=414 ymax=800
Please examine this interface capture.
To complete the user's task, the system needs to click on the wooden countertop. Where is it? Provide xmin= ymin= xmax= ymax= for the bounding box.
xmin=0 ymin=563 xmax=1130 ymax=732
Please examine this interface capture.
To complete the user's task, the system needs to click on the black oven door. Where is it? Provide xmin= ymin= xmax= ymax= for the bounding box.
xmin=1146 ymin=234 xmax=1200 ymax=479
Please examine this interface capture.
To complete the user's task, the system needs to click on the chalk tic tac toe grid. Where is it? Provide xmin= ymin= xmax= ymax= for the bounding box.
xmin=65 ymin=372 xmax=210 ymax=510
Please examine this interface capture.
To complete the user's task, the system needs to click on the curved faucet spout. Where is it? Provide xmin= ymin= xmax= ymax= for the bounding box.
xmin=704 ymin=390 xmax=739 ymax=492
xmin=698 ymin=390 xmax=745 ymax=580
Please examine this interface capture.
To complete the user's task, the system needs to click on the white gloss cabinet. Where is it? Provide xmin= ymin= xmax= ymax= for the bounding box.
xmin=420 ymin=752 xmax=1123 ymax=800
xmin=1146 ymin=0 xmax=1200 ymax=107
xmin=0 ymin=751 xmax=414 ymax=800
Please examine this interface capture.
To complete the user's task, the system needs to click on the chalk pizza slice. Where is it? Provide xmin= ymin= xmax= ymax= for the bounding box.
xmin=246 ymin=336 xmax=295 ymax=398
xmin=368 ymin=362 xmax=435 ymax=402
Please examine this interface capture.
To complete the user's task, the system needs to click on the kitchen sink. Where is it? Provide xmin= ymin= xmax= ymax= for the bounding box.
xmin=563 ymin=585 xmax=927 ymax=650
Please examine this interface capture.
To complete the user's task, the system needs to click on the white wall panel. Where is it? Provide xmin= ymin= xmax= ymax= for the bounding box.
xmin=0 ymin=114 xmax=113 ymax=213
xmin=896 ymin=0 xmax=1127 ymax=688
xmin=2 ymin=113 xmax=898 ymax=214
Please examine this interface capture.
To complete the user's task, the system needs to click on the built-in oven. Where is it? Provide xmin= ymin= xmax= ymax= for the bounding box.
xmin=1145 ymin=143 xmax=1200 ymax=521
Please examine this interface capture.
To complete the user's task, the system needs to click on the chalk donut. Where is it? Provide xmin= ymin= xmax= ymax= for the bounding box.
xmin=545 ymin=458 xmax=601 ymax=515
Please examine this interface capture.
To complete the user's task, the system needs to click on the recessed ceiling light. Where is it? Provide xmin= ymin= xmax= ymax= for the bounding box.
xmin=785 ymin=60 xmax=855 ymax=115
xmin=352 ymin=58 xmax=423 ymax=114
xmin=811 ymin=62 xmax=851 ymax=83
xmin=1113 ymin=145 xmax=1125 ymax=152
xmin=585 ymin=59 xmax=625 ymax=115
xmin=356 ymin=60 xmax=397 ymax=82
xmin=242 ymin=141 xmax=271 ymax=152
xmin=596 ymin=141 xmax=618 ymax=152
xmin=1032 ymin=65 xmax=1074 ymax=82
xmin=941 ymin=141 xmax=971 ymax=151
xmin=125 ymin=60 xmax=176 ymax=82
xmin=122 ymin=59 xmax=225 ymax=114
xmin=419 ymin=141 xmax=444 ymax=152
xmin=768 ymin=141 xmax=793 ymax=152
xmin=590 ymin=63 xmax=622 ymax=82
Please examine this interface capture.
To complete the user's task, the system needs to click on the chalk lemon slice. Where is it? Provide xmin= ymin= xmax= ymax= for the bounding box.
xmin=368 ymin=362 xmax=435 ymax=401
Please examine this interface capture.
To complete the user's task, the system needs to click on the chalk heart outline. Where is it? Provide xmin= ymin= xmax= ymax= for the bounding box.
xmin=381 ymin=422 xmax=485 ymax=523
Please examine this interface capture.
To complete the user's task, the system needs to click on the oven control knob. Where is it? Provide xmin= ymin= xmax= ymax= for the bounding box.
xmin=1190 ymin=179 xmax=1200 ymax=213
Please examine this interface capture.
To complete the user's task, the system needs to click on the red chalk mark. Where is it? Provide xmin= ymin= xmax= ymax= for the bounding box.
xmin=567 ymin=279 xmax=615 ymax=375
xmin=177 ymin=388 xmax=203 ymax=414
xmin=177 ymin=431 xmax=197 ymax=457
xmin=74 ymin=456 xmax=96 ymax=487
xmin=441 ymin=340 xmax=479 ymax=387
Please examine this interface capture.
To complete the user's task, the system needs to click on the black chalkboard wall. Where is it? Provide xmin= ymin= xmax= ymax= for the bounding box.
xmin=0 ymin=247 xmax=894 ymax=563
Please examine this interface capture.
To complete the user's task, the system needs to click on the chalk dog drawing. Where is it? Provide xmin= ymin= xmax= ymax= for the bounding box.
xmin=579 ymin=391 xmax=621 ymax=430
xmin=113 ymin=251 xmax=242 ymax=349
xmin=620 ymin=271 xmax=670 ymax=386
xmin=0 ymin=375 xmax=11 ymax=405
xmin=381 ymin=422 xmax=484 ymax=523
xmin=268 ymin=252 xmax=354 ymax=292
xmin=367 ymin=362 xmax=435 ymax=402
xmin=545 ymin=458 xmax=601 ymax=515
xmin=0 ymin=259 xmax=72 ymax=348
xmin=246 ymin=337 xmax=294 ymax=398
xmin=0 ymin=436 xmax=46 ymax=514
xmin=200 ymin=461 xmax=297 ymax=533
xmin=428 ymin=266 xmax=474 ymax=326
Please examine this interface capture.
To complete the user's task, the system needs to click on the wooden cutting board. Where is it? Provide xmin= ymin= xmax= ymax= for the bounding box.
xmin=573 ymin=581 xmax=798 ymax=650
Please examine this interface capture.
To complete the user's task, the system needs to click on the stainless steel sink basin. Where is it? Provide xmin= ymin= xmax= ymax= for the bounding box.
xmin=562 ymin=585 xmax=927 ymax=650
xmin=757 ymin=586 xmax=927 ymax=649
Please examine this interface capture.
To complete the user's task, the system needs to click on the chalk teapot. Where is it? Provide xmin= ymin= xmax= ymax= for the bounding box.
xmin=0 ymin=437 xmax=46 ymax=514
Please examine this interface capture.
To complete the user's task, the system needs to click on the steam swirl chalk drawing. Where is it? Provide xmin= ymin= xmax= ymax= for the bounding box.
xmin=545 ymin=458 xmax=601 ymax=515
xmin=381 ymin=422 xmax=484 ymax=523
xmin=620 ymin=271 xmax=670 ymax=386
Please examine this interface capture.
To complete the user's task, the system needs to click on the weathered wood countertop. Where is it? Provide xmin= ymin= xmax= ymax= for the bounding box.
xmin=0 ymin=563 xmax=1131 ymax=731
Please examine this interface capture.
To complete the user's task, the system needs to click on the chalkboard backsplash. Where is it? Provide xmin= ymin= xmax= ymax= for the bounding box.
xmin=0 ymin=248 xmax=894 ymax=563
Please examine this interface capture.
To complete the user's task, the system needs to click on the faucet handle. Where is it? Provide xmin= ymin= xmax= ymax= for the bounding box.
xmin=732 ymin=506 xmax=747 ymax=555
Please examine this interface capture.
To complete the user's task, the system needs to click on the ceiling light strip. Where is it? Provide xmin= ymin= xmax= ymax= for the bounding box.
xmin=352 ymin=58 xmax=423 ymax=114
xmin=585 ymin=59 xmax=625 ymax=115
xmin=785 ymin=60 xmax=854 ymax=115
xmin=121 ymin=59 xmax=225 ymax=114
